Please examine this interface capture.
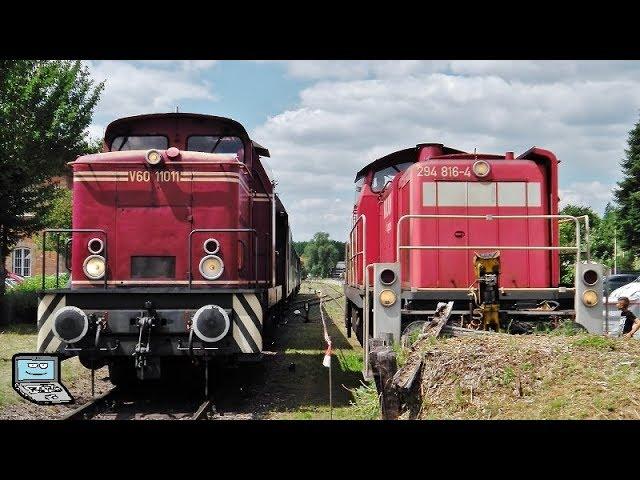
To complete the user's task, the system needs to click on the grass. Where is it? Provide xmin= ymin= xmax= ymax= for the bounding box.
xmin=0 ymin=325 xmax=39 ymax=408
xmin=571 ymin=335 xmax=616 ymax=351
xmin=0 ymin=324 xmax=87 ymax=409
xmin=254 ymin=280 xmax=366 ymax=420
xmin=346 ymin=381 xmax=380 ymax=420
xmin=408 ymin=332 xmax=640 ymax=419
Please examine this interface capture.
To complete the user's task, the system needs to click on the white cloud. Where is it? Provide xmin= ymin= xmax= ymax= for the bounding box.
xmin=281 ymin=60 xmax=640 ymax=83
xmin=253 ymin=61 xmax=640 ymax=240
xmin=86 ymin=123 xmax=105 ymax=142
xmin=560 ymin=181 xmax=617 ymax=213
xmin=87 ymin=61 xmax=216 ymax=120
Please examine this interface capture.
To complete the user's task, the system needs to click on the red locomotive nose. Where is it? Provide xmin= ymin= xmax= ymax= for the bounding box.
xmin=166 ymin=147 xmax=180 ymax=159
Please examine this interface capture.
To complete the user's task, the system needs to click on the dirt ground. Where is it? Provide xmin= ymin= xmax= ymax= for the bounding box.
xmin=0 ymin=280 xmax=365 ymax=420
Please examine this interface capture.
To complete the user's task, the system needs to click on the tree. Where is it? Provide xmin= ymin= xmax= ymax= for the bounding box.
xmin=292 ymin=241 xmax=308 ymax=257
xmin=0 ymin=60 xmax=103 ymax=309
xmin=303 ymin=232 xmax=340 ymax=278
xmin=614 ymin=114 xmax=640 ymax=260
xmin=591 ymin=203 xmax=634 ymax=272
xmin=34 ymin=186 xmax=72 ymax=252
xmin=559 ymin=205 xmax=601 ymax=284
xmin=558 ymin=203 xmax=634 ymax=284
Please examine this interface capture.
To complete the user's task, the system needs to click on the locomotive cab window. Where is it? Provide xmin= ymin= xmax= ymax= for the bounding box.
xmin=354 ymin=176 xmax=364 ymax=204
xmin=111 ymin=135 xmax=168 ymax=151
xmin=187 ymin=136 xmax=244 ymax=158
xmin=371 ymin=162 xmax=413 ymax=192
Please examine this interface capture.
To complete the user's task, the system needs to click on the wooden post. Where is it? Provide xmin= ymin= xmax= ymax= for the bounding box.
xmin=369 ymin=345 xmax=400 ymax=420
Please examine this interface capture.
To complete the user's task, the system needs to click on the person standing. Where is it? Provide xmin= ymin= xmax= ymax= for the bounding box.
xmin=617 ymin=296 xmax=640 ymax=338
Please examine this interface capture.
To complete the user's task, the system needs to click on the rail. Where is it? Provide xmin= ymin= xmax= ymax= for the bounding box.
xmin=42 ymin=229 xmax=108 ymax=289
xmin=559 ymin=215 xmax=591 ymax=262
xmin=188 ymin=228 xmax=258 ymax=289
xmin=363 ymin=263 xmax=375 ymax=377
xmin=396 ymin=214 xmax=582 ymax=262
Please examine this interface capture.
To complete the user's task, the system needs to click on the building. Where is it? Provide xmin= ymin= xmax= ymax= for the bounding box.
xmin=331 ymin=261 xmax=346 ymax=279
xmin=4 ymin=174 xmax=72 ymax=279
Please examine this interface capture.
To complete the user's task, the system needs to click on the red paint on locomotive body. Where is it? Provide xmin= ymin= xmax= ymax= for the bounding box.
xmin=70 ymin=113 xmax=274 ymax=289
xmin=352 ymin=143 xmax=561 ymax=290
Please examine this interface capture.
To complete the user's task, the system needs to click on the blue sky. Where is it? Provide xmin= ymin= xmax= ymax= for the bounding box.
xmin=86 ymin=60 xmax=640 ymax=241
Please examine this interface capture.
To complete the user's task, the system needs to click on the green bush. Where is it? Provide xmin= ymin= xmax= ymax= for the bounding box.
xmin=2 ymin=273 xmax=69 ymax=324
xmin=13 ymin=273 xmax=69 ymax=292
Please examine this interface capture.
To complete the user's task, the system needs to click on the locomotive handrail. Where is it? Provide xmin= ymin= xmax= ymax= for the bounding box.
xmin=396 ymin=214 xmax=582 ymax=263
xmin=363 ymin=263 xmax=375 ymax=379
xmin=42 ymin=229 xmax=108 ymax=290
xmin=347 ymin=215 xmax=366 ymax=288
xmin=188 ymin=228 xmax=259 ymax=289
xmin=559 ymin=215 xmax=591 ymax=262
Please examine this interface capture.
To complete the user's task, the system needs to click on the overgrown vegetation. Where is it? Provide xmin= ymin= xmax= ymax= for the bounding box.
xmin=347 ymin=382 xmax=380 ymax=420
xmin=399 ymin=332 xmax=640 ymax=419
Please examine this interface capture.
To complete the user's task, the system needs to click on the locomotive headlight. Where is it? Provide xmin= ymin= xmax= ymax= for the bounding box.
xmin=203 ymin=238 xmax=220 ymax=255
xmin=379 ymin=289 xmax=397 ymax=307
xmin=83 ymin=255 xmax=106 ymax=280
xmin=582 ymin=289 xmax=599 ymax=307
xmin=146 ymin=149 xmax=162 ymax=165
xmin=199 ymin=255 xmax=224 ymax=280
xmin=472 ymin=160 xmax=491 ymax=178
xmin=87 ymin=237 xmax=104 ymax=255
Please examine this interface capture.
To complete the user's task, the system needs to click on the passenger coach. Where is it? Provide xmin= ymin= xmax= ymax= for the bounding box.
xmin=36 ymin=113 xmax=300 ymax=385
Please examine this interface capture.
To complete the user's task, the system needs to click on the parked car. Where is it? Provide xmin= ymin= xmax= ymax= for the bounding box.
xmin=603 ymin=273 xmax=640 ymax=297
xmin=603 ymin=278 xmax=640 ymax=337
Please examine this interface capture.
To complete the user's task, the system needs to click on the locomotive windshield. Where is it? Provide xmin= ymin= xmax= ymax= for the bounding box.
xmin=187 ymin=136 xmax=244 ymax=155
xmin=371 ymin=162 xmax=413 ymax=192
xmin=111 ymin=135 xmax=168 ymax=151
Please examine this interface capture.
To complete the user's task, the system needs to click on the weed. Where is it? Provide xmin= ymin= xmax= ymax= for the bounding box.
xmin=347 ymin=381 xmax=380 ymax=420
xmin=572 ymin=335 xmax=616 ymax=351
xmin=336 ymin=349 xmax=362 ymax=373
xmin=499 ymin=366 xmax=516 ymax=386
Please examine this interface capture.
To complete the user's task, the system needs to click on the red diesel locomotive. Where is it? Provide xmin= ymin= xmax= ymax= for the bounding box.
xmin=345 ymin=143 xmax=604 ymax=367
xmin=36 ymin=113 xmax=300 ymax=384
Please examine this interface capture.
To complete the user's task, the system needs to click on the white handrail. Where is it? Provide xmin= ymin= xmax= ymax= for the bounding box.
xmin=396 ymin=214 xmax=581 ymax=263
xmin=347 ymin=214 xmax=366 ymax=288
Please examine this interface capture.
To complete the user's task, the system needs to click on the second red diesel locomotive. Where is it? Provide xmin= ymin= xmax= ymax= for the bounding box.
xmin=345 ymin=143 xmax=604 ymax=372
xmin=35 ymin=113 xmax=300 ymax=384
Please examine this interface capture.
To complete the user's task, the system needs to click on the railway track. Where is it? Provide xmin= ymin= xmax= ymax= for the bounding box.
xmin=305 ymin=279 xmax=345 ymax=302
xmin=61 ymin=385 xmax=218 ymax=420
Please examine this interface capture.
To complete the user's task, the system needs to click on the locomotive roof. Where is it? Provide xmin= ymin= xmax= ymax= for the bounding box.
xmin=104 ymin=113 xmax=270 ymax=157
xmin=354 ymin=143 xmax=466 ymax=181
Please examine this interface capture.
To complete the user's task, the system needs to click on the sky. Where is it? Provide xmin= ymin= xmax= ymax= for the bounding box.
xmin=85 ymin=60 xmax=640 ymax=242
